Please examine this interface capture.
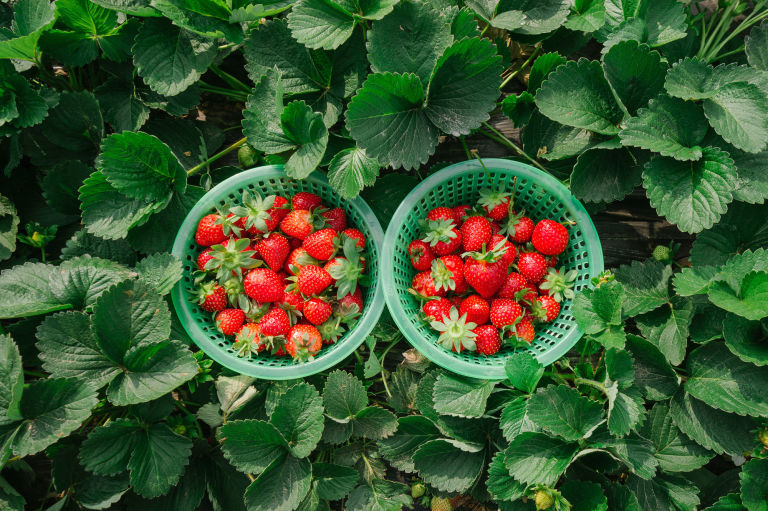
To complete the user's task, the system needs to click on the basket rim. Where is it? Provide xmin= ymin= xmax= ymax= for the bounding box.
xmin=171 ymin=164 xmax=385 ymax=379
xmin=381 ymin=158 xmax=604 ymax=379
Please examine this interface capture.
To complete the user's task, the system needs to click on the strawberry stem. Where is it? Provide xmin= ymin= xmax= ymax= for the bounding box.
xmin=187 ymin=137 xmax=248 ymax=176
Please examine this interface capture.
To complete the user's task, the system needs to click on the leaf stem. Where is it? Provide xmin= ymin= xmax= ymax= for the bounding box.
xmin=187 ymin=137 xmax=247 ymax=176
xmin=199 ymin=82 xmax=249 ymax=101
xmin=459 ymin=136 xmax=472 ymax=160
xmin=574 ymin=377 xmax=606 ymax=393
xmin=208 ymin=64 xmax=252 ymax=93
xmin=479 ymin=122 xmax=547 ymax=171
xmin=500 ymin=44 xmax=541 ymax=90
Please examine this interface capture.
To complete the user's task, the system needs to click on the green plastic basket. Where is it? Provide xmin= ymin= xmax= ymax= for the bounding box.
xmin=171 ymin=165 xmax=385 ymax=380
xmin=382 ymin=159 xmax=604 ymax=379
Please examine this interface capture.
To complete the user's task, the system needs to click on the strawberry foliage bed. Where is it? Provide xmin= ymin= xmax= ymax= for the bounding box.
xmin=1 ymin=0 xmax=768 ymax=510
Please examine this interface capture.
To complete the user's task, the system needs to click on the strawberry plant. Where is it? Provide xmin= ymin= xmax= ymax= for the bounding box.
xmin=1 ymin=0 xmax=768 ymax=510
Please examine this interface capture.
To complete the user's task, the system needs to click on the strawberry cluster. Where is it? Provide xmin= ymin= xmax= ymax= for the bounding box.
xmin=408 ymin=188 xmax=577 ymax=356
xmin=193 ymin=190 xmax=367 ymax=363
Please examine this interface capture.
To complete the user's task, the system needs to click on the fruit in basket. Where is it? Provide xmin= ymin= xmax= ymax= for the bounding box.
xmin=408 ymin=185 xmax=571 ymax=355
xmin=191 ymin=190 xmax=370 ymax=362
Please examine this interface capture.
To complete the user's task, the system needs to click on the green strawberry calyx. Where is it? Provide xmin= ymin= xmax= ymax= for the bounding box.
xmin=431 ymin=308 xmax=477 ymax=352
xmin=538 ymin=267 xmax=577 ymax=302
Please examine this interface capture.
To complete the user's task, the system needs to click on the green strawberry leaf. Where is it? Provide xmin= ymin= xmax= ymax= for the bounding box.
xmin=640 ymin=402 xmax=713 ymax=473
xmin=413 ymin=439 xmax=486 ymax=492
xmin=560 ymin=481 xmax=608 ymax=511
xmin=486 ymin=451 xmax=527 ymax=502
xmin=0 ymin=262 xmax=72 ymax=319
xmin=606 ymin=385 xmax=646 ymax=438
xmin=79 ymin=418 xmax=141 ymax=475
xmin=669 ymin=390 xmax=756 ymax=455
xmin=588 ymin=430 xmax=658 ymax=479
xmin=41 ymin=90 xmax=102 ymax=153
xmin=690 ymin=203 xmax=768 ymax=267
xmin=95 ymin=79 xmax=151 ymax=133
xmin=702 ymin=494 xmax=744 ymax=511
xmin=527 ymin=385 xmax=604 ymax=441
xmin=624 ymin=335 xmax=679 ymax=401
xmin=723 ymin=313 xmax=768 ymax=366
xmin=600 ymin=0 xmax=686 ymax=50
xmin=287 ymin=0 xmax=358 ymax=50
xmin=536 ymin=58 xmax=625 ymax=135
xmin=0 ymin=0 xmax=57 ymax=60
xmin=0 ymin=334 xmax=22 ymax=424
xmin=346 ymin=72 xmax=437 ymax=170
xmin=269 ymin=383 xmax=324 ymax=458
xmin=244 ymin=454 xmax=312 ymax=511
xmin=132 ymin=18 xmax=216 ymax=96
xmin=366 ymin=0 xmax=451 ymax=86
xmin=149 ymin=0 xmax=243 ymax=41
xmin=36 ymin=311 xmax=121 ymax=388
xmin=48 ymin=257 xmax=133 ymax=309
xmin=686 ymin=342 xmax=768 ymax=417
xmin=327 ymin=147 xmax=379 ymax=199
xmin=500 ymin=91 xmax=535 ymax=127
xmin=107 ymin=340 xmax=198 ymax=405
xmin=280 ymin=100 xmax=328 ymax=179
xmin=635 ymin=296 xmax=693 ymax=366
xmin=673 ymin=266 xmax=719 ymax=297
xmin=565 ymin=0 xmax=605 ymax=32
xmin=614 ymin=259 xmax=672 ymax=317
xmin=704 ymin=82 xmax=768 ymax=154
xmin=708 ymin=271 xmax=768 ymax=321
xmin=499 ymin=396 xmax=537 ymax=442
xmin=731 ymin=149 xmax=768 ymax=205
xmin=643 ymin=147 xmax=738 ymax=234
xmin=746 ymin=20 xmax=768 ymax=71
xmin=312 ymin=462 xmax=357 ymax=500
xmin=448 ymin=7 xmax=480 ymax=39
xmin=712 ymin=248 xmax=768 ymax=292
xmin=606 ymin=348 xmax=634 ymax=389
xmin=570 ymin=147 xmax=644 ymax=204
xmin=39 ymin=0 xmax=121 ymax=66
xmin=528 ymin=52 xmax=566 ymax=93
xmin=346 ymin=479 xmax=412 ymax=511
xmin=504 ymin=352 xmax=544 ymax=394
xmin=522 ymin=111 xmax=596 ymax=161
xmin=12 ymin=378 xmax=98 ymax=457
xmin=504 ymin=432 xmax=578 ymax=486
xmin=486 ymin=0 xmax=571 ymax=35
xmin=424 ymin=37 xmax=502 ymax=136
xmin=740 ymin=458 xmax=768 ymax=511
xmin=626 ymin=473 xmax=699 ymax=511
xmin=602 ymin=40 xmax=667 ymax=116
xmin=378 ymin=416 xmax=441 ymax=473
xmin=349 ymin=406 xmax=398 ymax=440
xmin=573 ymin=280 xmax=627 ymax=348
xmin=135 ymin=253 xmax=182 ymax=295
xmin=242 ymin=69 xmax=294 ymax=154
xmin=432 ymin=372 xmax=496 ymax=418
xmin=219 ymin=420 xmax=289 ymax=474
xmin=620 ymin=96 xmax=707 ymax=161
xmin=244 ymin=19 xmax=331 ymax=95
xmin=664 ymin=57 xmax=715 ymax=100
xmin=92 ymin=279 xmax=171 ymax=363
xmin=323 ymin=370 xmax=367 ymax=421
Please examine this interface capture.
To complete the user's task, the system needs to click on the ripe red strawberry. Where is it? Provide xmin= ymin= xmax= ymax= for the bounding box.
xmin=270 ymin=196 xmax=290 ymax=223
xmin=478 ymin=188 xmax=511 ymax=221
xmin=304 ymin=297 xmax=333 ymax=325
xmin=459 ymin=295 xmax=490 ymax=325
xmin=303 ymin=228 xmax=339 ymax=261
xmin=427 ymin=207 xmax=455 ymax=222
xmin=423 ymin=298 xmax=453 ymax=322
xmin=258 ymin=307 xmax=291 ymax=337
xmin=296 ymin=265 xmax=332 ymax=295
xmin=490 ymin=299 xmax=522 ymax=328
xmin=197 ymin=248 xmax=214 ymax=271
xmin=281 ymin=209 xmax=314 ymax=240
xmin=292 ymin=192 xmax=322 ymax=211
xmin=216 ymin=308 xmax=245 ymax=336
xmin=497 ymin=272 xmax=530 ymax=299
xmin=411 ymin=271 xmax=445 ymax=298
xmin=489 ymin=234 xmax=517 ymax=266
xmin=244 ymin=268 xmax=284 ymax=302
xmin=503 ymin=212 xmax=534 ymax=244
xmin=234 ymin=323 xmax=265 ymax=356
xmin=473 ymin=324 xmax=501 ymax=355
xmin=338 ymin=288 xmax=363 ymax=312
xmin=452 ymin=205 xmax=472 ymax=225
xmin=195 ymin=214 xmax=227 ymax=246
xmin=197 ymin=282 xmax=227 ymax=312
xmin=532 ymin=219 xmax=569 ymax=255
xmin=533 ymin=295 xmax=560 ymax=323
xmin=408 ymin=240 xmax=435 ymax=271
xmin=256 ymin=233 xmax=290 ymax=271
xmin=321 ymin=207 xmax=347 ymax=232
xmin=463 ymin=246 xmax=508 ymax=298
xmin=460 ymin=216 xmax=492 ymax=252
xmin=284 ymin=324 xmax=322 ymax=361
xmin=285 ymin=247 xmax=318 ymax=275
xmin=280 ymin=289 xmax=304 ymax=313
xmin=508 ymin=318 xmax=535 ymax=343
xmin=230 ymin=192 xmax=283 ymax=235
xmin=517 ymin=252 xmax=548 ymax=284
xmin=431 ymin=255 xmax=465 ymax=293
xmin=423 ymin=219 xmax=462 ymax=256
xmin=342 ymin=228 xmax=365 ymax=249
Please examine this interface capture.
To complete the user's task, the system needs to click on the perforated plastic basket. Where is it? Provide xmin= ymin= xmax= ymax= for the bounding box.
xmin=171 ymin=165 xmax=385 ymax=379
xmin=382 ymin=159 xmax=603 ymax=379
